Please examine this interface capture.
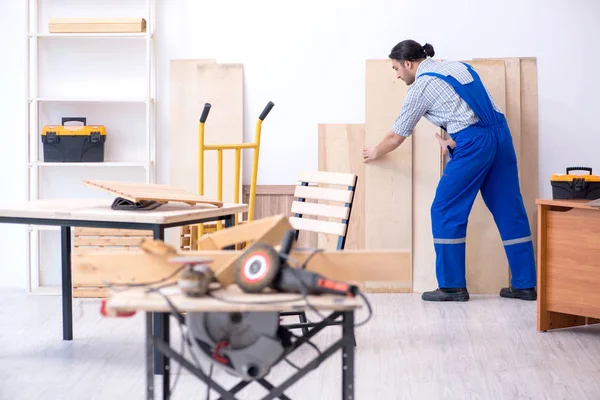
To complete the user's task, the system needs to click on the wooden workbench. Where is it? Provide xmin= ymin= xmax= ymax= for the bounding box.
xmin=106 ymin=286 xmax=362 ymax=400
xmin=536 ymin=198 xmax=600 ymax=331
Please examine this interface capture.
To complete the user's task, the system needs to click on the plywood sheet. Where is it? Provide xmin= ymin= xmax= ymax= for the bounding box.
xmin=411 ymin=119 xmax=443 ymax=292
xmin=169 ymin=60 xmax=243 ymax=204
xmin=463 ymin=59 xmax=510 ymax=293
xmin=519 ymin=58 xmax=539 ymax=258
xmin=83 ymin=180 xmax=223 ymax=206
xmin=317 ymin=124 xmax=365 ymax=250
xmin=365 ymin=60 xmax=412 ymax=255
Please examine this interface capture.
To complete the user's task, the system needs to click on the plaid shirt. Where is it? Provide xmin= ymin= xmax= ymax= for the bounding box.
xmin=391 ymin=58 xmax=501 ymax=137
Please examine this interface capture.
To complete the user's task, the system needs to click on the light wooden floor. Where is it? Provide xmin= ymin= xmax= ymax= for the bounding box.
xmin=1 ymin=290 xmax=599 ymax=400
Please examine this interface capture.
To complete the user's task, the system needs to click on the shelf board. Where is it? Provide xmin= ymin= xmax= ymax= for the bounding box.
xmin=29 ymin=161 xmax=149 ymax=168
xmin=30 ymin=97 xmax=152 ymax=103
xmin=29 ymin=32 xmax=151 ymax=39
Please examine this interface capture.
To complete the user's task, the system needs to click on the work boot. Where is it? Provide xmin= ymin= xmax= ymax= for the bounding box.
xmin=421 ymin=287 xmax=469 ymax=302
xmin=499 ymin=287 xmax=537 ymax=301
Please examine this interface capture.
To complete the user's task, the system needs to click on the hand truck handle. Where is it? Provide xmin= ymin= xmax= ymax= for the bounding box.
xmin=199 ymin=103 xmax=211 ymax=123
xmin=259 ymin=101 xmax=275 ymax=121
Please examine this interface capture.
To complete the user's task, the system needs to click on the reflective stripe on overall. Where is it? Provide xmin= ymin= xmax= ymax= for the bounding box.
xmin=421 ymin=63 xmax=536 ymax=289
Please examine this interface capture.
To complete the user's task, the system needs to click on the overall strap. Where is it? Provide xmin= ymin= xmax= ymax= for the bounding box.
xmin=419 ymin=63 xmax=502 ymax=128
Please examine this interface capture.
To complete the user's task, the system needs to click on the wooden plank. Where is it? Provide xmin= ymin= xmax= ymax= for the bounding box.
xmin=365 ymin=60 xmax=412 ymax=254
xmin=74 ymin=237 xmax=146 ymax=247
xmin=49 ymin=18 xmax=146 ymax=33
xmin=519 ymin=58 xmax=539 ymax=259
xmin=169 ymin=59 xmax=215 ymax=194
xmin=463 ymin=59 xmax=509 ymax=293
xmin=169 ymin=60 xmax=244 ymax=204
xmin=196 ymin=63 xmax=244 ymax=204
xmin=296 ymin=170 xmax=357 ymax=187
xmin=82 ymin=180 xmax=223 ymax=207
xmin=411 ymin=116 xmax=444 ymax=292
xmin=73 ymin=248 xmax=412 ymax=293
xmin=289 ymin=216 xmax=347 ymax=236
xmin=106 ymin=286 xmax=363 ymax=314
xmin=73 ymin=227 xmax=153 ymax=237
xmin=317 ymin=124 xmax=365 ymax=250
xmin=290 ymin=201 xmax=349 ymax=220
xmin=293 ymin=185 xmax=353 ymax=203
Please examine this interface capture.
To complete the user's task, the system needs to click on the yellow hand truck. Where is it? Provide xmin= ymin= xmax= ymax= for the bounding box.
xmin=180 ymin=101 xmax=275 ymax=250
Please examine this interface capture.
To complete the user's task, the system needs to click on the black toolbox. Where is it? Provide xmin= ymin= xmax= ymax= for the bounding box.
xmin=41 ymin=117 xmax=106 ymax=162
xmin=551 ymin=167 xmax=600 ymax=200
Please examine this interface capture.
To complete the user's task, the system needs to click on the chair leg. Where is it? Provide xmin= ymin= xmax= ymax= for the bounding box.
xmin=299 ymin=311 xmax=309 ymax=335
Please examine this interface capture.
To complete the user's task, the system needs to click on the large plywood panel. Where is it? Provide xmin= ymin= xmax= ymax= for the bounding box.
xmin=464 ymin=59 xmax=509 ymax=293
xmin=169 ymin=61 xmax=243 ymax=204
xmin=365 ymin=60 xmax=412 ymax=255
xmin=317 ymin=124 xmax=365 ymax=250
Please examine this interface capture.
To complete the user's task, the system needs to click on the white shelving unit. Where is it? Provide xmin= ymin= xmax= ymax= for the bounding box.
xmin=25 ymin=0 xmax=157 ymax=294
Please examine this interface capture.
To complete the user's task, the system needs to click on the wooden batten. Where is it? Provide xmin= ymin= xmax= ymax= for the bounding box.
xmin=72 ymin=247 xmax=412 ymax=294
xmin=48 ymin=18 xmax=147 ymax=33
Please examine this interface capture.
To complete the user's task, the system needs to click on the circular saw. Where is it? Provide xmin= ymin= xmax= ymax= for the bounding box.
xmin=186 ymin=311 xmax=290 ymax=381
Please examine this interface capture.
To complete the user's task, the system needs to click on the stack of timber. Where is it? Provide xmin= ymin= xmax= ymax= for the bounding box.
xmin=317 ymin=57 xmax=538 ymax=294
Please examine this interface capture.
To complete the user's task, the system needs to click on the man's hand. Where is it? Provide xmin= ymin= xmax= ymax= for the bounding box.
xmin=362 ymin=131 xmax=405 ymax=163
xmin=362 ymin=146 xmax=379 ymax=163
xmin=435 ymin=132 xmax=456 ymax=156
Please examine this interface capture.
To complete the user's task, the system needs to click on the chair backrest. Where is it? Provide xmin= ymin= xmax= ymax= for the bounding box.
xmin=289 ymin=170 xmax=358 ymax=250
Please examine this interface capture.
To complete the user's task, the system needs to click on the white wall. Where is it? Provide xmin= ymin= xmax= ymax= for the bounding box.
xmin=1 ymin=0 xmax=599 ymax=288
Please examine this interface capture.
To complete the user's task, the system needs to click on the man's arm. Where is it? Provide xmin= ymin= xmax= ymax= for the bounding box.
xmin=363 ymin=80 xmax=432 ymax=162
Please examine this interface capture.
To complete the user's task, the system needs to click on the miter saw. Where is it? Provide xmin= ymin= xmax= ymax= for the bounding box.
xmin=180 ymin=229 xmax=357 ymax=381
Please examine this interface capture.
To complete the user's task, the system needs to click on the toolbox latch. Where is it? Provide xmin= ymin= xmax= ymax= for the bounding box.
xmin=89 ymin=132 xmax=101 ymax=143
xmin=571 ymin=178 xmax=588 ymax=192
xmin=46 ymin=132 xmax=58 ymax=144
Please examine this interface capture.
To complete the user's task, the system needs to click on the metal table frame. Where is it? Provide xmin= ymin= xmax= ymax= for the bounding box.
xmin=145 ymin=309 xmax=356 ymax=400
xmin=0 ymin=212 xmax=236 ymax=377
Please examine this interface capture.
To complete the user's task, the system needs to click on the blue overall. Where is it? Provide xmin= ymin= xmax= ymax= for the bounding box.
xmin=421 ymin=63 xmax=536 ymax=290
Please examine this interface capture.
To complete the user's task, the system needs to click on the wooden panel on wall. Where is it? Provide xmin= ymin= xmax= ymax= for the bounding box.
xmin=242 ymin=185 xmax=317 ymax=249
xmin=317 ymin=124 xmax=365 ymax=250
xmin=462 ymin=59 xmax=509 ymax=293
xmin=365 ymin=60 xmax=412 ymax=258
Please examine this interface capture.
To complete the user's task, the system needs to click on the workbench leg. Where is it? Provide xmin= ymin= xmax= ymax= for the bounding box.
xmin=146 ymin=312 xmax=155 ymax=400
xmin=61 ymin=226 xmax=73 ymax=341
xmin=342 ymin=311 xmax=355 ymax=400
xmin=151 ymin=224 xmax=170 ymax=400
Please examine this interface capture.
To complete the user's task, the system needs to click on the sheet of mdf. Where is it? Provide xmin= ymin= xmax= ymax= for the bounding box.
xmin=169 ymin=60 xmax=244 ymax=205
xmin=463 ymin=59 xmax=510 ymax=293
xmin=317 ymin=123 xmax=365 ymax=251
xmin=411 ymin=119 xmax=443 ymax=293
xmin=519 ymin=58 xmax=539 ymax=257
xmin=474 ymin=57 xmax=539 ymax=265
xmin=365 ymin=59 xmax=412 ymax=261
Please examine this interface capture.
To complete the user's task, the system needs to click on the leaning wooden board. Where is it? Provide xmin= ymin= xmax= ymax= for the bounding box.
xmin=459 ymin=59 xmax=509 ymax=293
xmin=364 ymin=60 xmax=412 ymax=259
xmin=169 ymin=60 xmax=244 ymax=202
xmin=410 ymin=117 xmax=444 ymax=292
xmin=317 ymin=124 xmax=365 ymax=250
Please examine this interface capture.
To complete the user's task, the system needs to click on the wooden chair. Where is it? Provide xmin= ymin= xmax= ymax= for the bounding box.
xmin=279 ymin=170 xmax=358 ymax=342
